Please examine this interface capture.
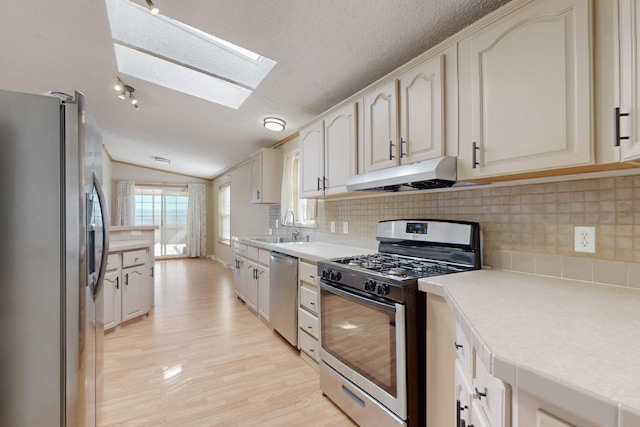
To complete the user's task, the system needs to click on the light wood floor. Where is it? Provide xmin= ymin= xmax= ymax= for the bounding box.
xmin=101 ymin=258 xmax=356 ymax=427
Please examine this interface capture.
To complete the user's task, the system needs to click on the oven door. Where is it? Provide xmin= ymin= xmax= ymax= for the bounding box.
xmin=319 ymin=280 xmax=407 ymax=419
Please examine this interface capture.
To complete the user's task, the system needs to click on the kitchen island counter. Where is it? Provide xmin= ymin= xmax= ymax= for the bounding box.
xmin=420 ymin=269 xmax=640 ymax=426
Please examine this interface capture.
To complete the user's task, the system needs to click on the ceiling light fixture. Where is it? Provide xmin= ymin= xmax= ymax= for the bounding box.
xmin=154 ymin=157 xmax=171 ymax=165
xmin=145 ymin=0 xmax=159 ymax=15
xmin=264 ymin=117 xmax=286 ymax=132
xmin=113 ymin=77 xmax=140 ymax=110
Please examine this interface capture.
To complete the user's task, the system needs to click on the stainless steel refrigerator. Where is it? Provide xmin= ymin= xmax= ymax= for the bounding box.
xmin=0 ymin=89 xmax=109 ymax=426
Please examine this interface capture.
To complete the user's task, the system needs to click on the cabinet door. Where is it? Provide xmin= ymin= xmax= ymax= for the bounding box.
xmin=245 ymin=260 xmax=258 ymax=313
xmin=258 ymin=266 xmax=270 ymax=322
xmin=122 ymin=265 xmax=146 ymax=322
xmin=617 ymin=0 xmax=640 ymax=160
xmin=103 ymin=269 xmax=121 ymax=330
xmin=458 ymin=0 xmax=592 ymax=179
xmin=363 ymin=79 xmax=399 ymax=172
xmin=324 ymin=102 xmax=358 ymax=195
xmin=299 ymin=121 xmax=325 ymax=198
xmin=399 ymin=54 xmax=444 ymax=164
xmin=249 ymin=155 xmax=262 ymax=202
xmin=233 ymin=257 xmax=246 ymax=301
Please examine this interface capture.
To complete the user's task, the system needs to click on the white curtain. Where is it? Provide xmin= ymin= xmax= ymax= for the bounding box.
xmin=281 ymin=150 xmax=316 ymax=226
xmin=187 ymin=183 xmax=206 ymax=257
xmin=115 ymin=181 xmax=135 ymax=226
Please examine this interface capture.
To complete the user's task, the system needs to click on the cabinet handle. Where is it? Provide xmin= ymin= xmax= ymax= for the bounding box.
xmin=125 ymin=273 xmax=129 ymax=286
xmin=614 ymin=107 xmax=630 ymax=147
xmin=115 ymin=276 xmax=119 ymax=290
xmin=455 ymin=342 xmax=463 ymax=350
xmin=150 ymin=266 xmax=154 ymax=278
xmin=472 ymin=142 xmax=480 ymax=168
xmin=400 ymin=137 xmax=406 ymax=158
xmin=389 ymin=140 xmax=396 ymax=160
xmin=475 ymin=387 xmax=487 ymax=400
xmin=256 ymin=190 xmax=260 ymax=200
xmin=323 ymin=176 xmax=327 ymax=190
xmin=307 ymin=325 xmax=313 ymax=329
xmin=317 ymin=177 xmax=321 ymax=191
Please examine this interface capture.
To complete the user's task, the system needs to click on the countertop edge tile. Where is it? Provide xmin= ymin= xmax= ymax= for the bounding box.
xmin=109 ymin=239 xmax=153 ymax=252
xmin=491 ymin=354 xmax=516 ymax=386
xmin=517 ymin=364 xmax=618 ymax=427
xmin=236 ymin=237 xmax=375 ymax=262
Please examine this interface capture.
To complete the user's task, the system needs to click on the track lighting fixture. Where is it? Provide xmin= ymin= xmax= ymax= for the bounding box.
xmin=113 ymin=77 xmax=140 ymax=110
xmin=145 ymin=0 xmax=159 ymax=15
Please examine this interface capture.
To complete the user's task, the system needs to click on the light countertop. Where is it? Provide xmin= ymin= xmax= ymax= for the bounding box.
xmin=420 ymin=270 xmax=640 ymax=426
xmin=236 ymin=236 xmax=375 ymax=262
xmin=109 ymin=239 xmax=152 ymax=252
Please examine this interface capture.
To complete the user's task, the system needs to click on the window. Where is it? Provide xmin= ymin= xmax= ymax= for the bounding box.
xmin=219 ymin=182 xmax=231 ymax=245
xmin=281 ymin=150 xmax=316 ymax=227
xmin=134 ymin=186 xmax=188 ymax=257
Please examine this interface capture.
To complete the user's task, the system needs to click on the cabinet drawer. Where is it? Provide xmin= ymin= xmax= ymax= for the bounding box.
xmin=298 ymin=307 xmax=318 ymax=339
xmin=258 ymin=249 xmax=270 ymax=266
xmin=299 ymin=260 xmax=318 ymax=285
xmin=474 ymin=351 xmax=511 ymax=427
xmin=106 ymin=253 xmax=121 ymax=271
xmin=122 ymin=249 xmax=147 ymax=268
xmin=298 ymin=327 xmax=319 ymax=362
xmin=300 ymin=285 xmax=318 ymax=315
xmin=455 ymin=323 xmax=473 ymax=379
xmin=246 ymin=245 xmax=259 ymax=261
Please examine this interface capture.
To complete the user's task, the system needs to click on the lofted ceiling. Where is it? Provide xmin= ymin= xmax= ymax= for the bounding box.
xmin=0 ymin=0 xmax=510 ymax=179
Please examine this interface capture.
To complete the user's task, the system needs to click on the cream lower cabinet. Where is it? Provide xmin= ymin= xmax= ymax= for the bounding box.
xmin=234 ymin=243 xmax=271 ymax=325
xmin=233 ymin=242 xmax=247 ymax=301
xmin=257 ymin=249 xmax=270 ymax=324
xmin=245 ymin=259 xmax=259 ymax=313
xmin=121 ymin=249 xmax=150 ymax=322
xmin=298 ymin=260 xmax=319 ymax=369
xmin=457 ymin=0 xmax=592 ymax=180
xmin=103 ymin=254 xmax=122 ymax=330
xmin=615 ymin=0 xmax=640 ymax=160
xmin=104 ymin=248 xmax=151 ymax=330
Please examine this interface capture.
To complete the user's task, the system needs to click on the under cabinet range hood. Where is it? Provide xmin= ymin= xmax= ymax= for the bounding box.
xmin=346 ymin=156 xmax=458 ymax=192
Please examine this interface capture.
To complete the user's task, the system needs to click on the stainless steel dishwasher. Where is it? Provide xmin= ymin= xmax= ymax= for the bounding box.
xmin=269 ymin=251 xmax=299 ymax=347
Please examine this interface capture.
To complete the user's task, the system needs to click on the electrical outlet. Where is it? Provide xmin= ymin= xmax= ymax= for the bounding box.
xmin=330 ymin=221 xmax=335 ymax=233
xmin=574 ymin=226 xmax=595 ymax=253
xmin=343 ymin=221 xmax=349 ymax=234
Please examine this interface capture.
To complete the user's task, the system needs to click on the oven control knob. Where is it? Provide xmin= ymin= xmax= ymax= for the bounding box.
xmin=375 ymin=283 xmax=390 ymax=296
xmin=322 ymin=268 xmax=332 ymax=280
xmin=363 ymin=279 xmax=376 ymax=292
xmin=329 ymin=270 xmax=342 ymax=281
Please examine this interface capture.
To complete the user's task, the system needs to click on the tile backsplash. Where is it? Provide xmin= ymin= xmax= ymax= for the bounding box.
xmin=318 ymin=174 xmax=640 ymax=266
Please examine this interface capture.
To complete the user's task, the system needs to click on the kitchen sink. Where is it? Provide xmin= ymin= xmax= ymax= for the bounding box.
xmin=250 ymin=236 xmax=299 ymax=244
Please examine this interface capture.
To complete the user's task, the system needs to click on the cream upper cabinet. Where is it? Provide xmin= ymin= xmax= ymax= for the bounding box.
xmin=363 ymin=53 xmax=448 ymax=173
xmin=615 ymin=0 xmax=640 ymax=160
xmin=363 ymin=79 xmax=399 ymax=172
xmin=399 ymin=54 xmax=445 ymax=164
xmin=299 ymin=120 xmax=325 ymax=198
xmin=324 ymin=102 xmax=358 ymax=195
xmin=457 ymin=0 xmax=593 ymax=180
xmin=299 ymin=101 xmax=358 ymax=198
xmin=249 ymin=148 xmax=283 ymax=204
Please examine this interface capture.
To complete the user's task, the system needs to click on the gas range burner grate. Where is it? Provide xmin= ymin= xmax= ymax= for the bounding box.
xmin=335 ymin=253 xmax=467 ymax=278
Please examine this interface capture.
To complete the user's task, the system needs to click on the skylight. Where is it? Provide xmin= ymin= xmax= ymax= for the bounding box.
xmin=104 ymin=0 xmax=277 ymax=108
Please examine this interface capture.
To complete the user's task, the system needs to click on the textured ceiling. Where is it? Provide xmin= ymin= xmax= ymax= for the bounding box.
xmin=0 ymin=0 xmax=510 ymax=179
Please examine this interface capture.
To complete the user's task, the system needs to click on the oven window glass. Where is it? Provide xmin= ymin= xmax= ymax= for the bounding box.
xmin=321 ymin=287 xmax=397 ymax=397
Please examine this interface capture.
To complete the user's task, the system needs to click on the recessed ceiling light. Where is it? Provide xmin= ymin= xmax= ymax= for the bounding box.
xmin=264 ymin=117 xmax=286 ymax=132
xmin=154 ymin=157 xmax=171 ymax=165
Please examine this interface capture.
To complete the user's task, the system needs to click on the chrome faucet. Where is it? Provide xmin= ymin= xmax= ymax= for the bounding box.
xmin=282 ymin=209 xmax=300 ymax=240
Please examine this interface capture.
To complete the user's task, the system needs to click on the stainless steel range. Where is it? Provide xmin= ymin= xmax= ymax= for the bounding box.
xmin=318 ymin=219 xmax=481 ymax=427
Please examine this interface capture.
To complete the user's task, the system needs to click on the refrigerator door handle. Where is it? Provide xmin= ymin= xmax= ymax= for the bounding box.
xmin=92 ymin=171 xmax=110 ymax=300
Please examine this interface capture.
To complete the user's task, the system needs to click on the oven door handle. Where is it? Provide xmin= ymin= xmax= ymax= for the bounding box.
xmin=320 ymin=281 xmax=396 ymax=313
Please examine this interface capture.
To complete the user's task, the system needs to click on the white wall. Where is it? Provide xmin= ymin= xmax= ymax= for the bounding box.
xmin=110 ymin=161 xmax=214 ymax=256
